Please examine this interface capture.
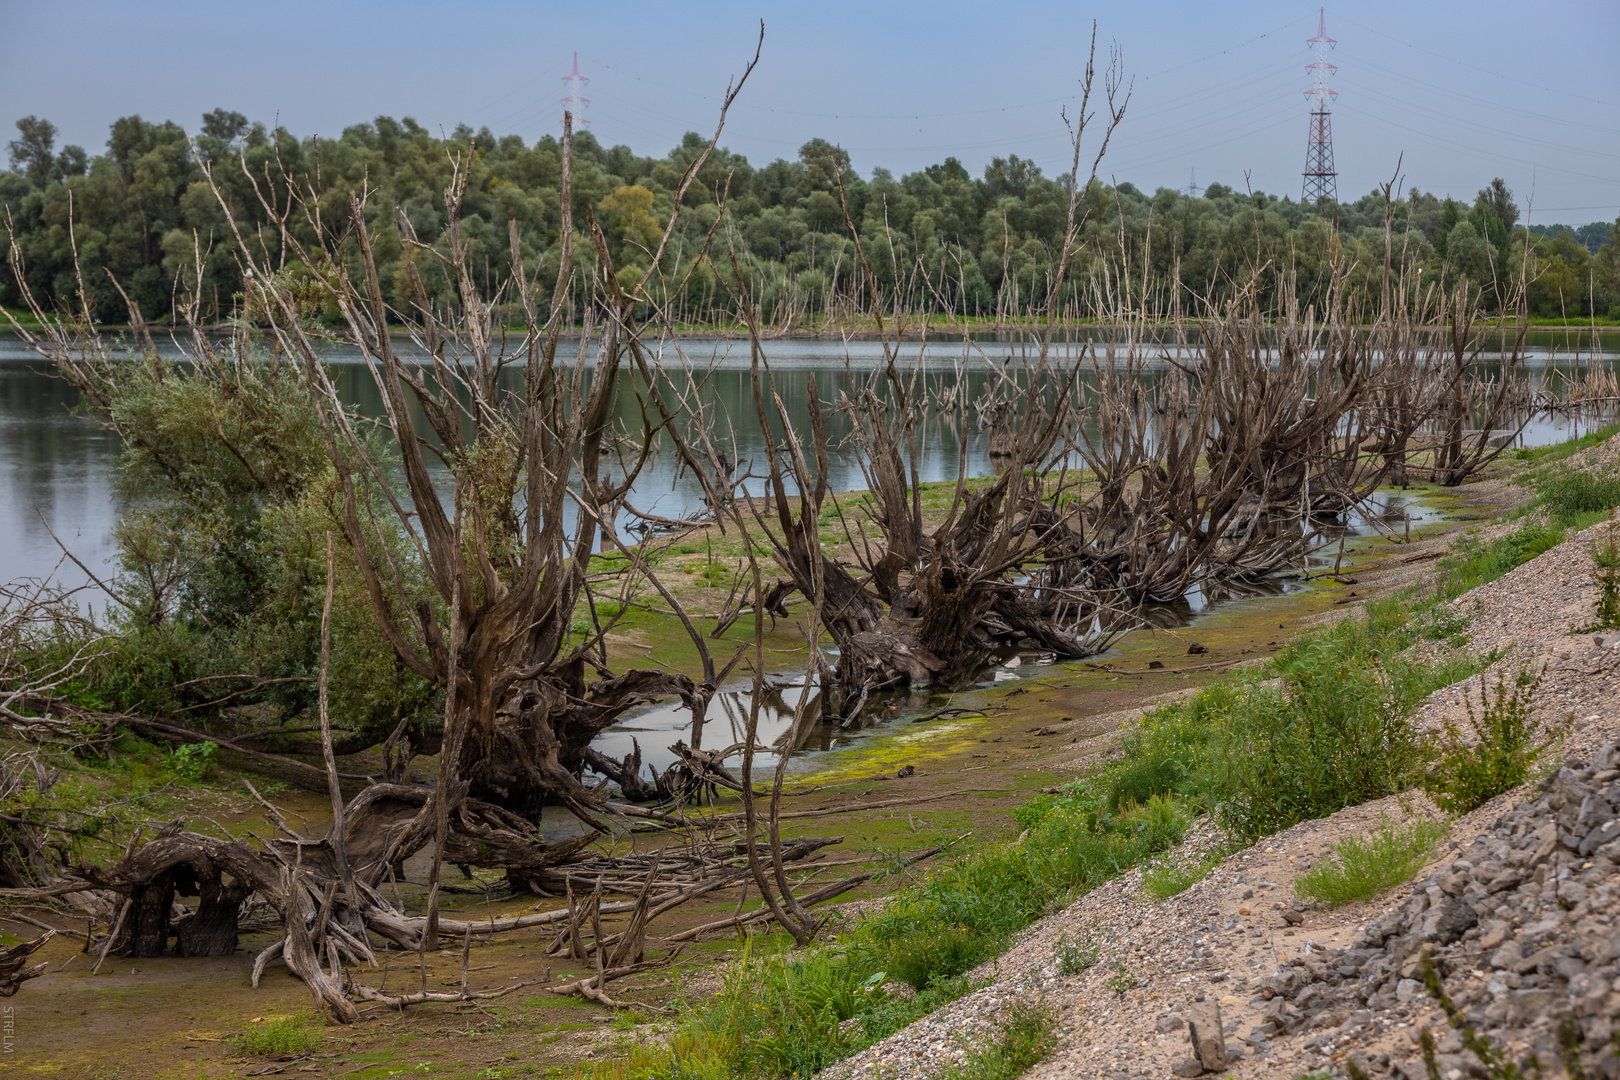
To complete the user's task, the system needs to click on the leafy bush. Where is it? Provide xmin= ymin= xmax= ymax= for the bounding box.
xmin=1537 ymin=469 xmax=1620 ymax=522
xmin=1421 ymin=669 xmax=1562 ymax=813
xmin=1439 ymin=523 xmax=1565 ymax=599
xmin=1206 ymin=613 xmax=1467 ymax=840
xmin=865 ymin=792 xmax=1188 ymax=991
xmin=232 ymin=1012 xmax=327 ymax=1056
xmin=162 ymin=742 xmax=217 ymax=782
xmin=1091 ymin=600 xmax=1478 ymax=843
xmin=1294 ymin=816 xmax=1449 ymax=907
xmin=1053 ymin=931 xmax=1099 ymax=976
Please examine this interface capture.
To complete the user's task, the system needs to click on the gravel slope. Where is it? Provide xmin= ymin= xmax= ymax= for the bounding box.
xmin=821 ymin=509 xmax=1620 ymax=1080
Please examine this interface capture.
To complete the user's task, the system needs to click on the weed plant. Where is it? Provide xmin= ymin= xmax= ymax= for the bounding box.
xmin=1592 ymin=523 xmax=1620 ymax=629
xmin=1440 ymin=523 xmax=1565 ymax=598
xmin=1536 ymin=469 xmax=1620 ymax=524
xmin=1421 ymin=669 xmax=1563 ymax=813
xmin=1102 ymin=961 xmax=1139 ymax=995
xmin=1141 ymin=850 xmax=1222 ymax=899
xmin=938 ymin=1002 xmax=1057 ymax=1080
xmin=231 ymin=1012 xmax=327 ymax=1056
xmin=1294 ymin=816 xmax=1449 ymax=907
xmin=1053 ymin=931 xmax=1099 ymax=976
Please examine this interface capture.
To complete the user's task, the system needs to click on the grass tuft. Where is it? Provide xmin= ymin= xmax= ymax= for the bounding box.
xmin=939 ymin=1001 xmax=1057 ymax=1080
xmin=1294 ymin=816 xmax=1450 ymax=907
xmin=231 ymin=1012 xmax=328 ymax=1056
xmin=1141 ymin=850 xmax=1221 ymax=899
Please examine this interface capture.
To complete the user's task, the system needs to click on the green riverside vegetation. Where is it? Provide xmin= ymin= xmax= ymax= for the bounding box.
xmin=1294 ymin=817 xmax=1451 ymax=908
xmin=589 ymin=436 xmax=1620 ymax=1080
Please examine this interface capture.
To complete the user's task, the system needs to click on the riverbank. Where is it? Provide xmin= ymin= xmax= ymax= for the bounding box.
xmin=0 ymin=434 xmax=1598 ymax=1078
xmin=818 ymin=428 xmax=1620 ymax=1080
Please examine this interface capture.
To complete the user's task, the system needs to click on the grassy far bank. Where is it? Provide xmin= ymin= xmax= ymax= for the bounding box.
xmin=586 ymin=435 xmax=1619 ymax=1080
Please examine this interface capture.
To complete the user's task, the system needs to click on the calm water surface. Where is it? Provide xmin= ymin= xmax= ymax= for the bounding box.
xmin=3 ymin=329 xmax=1615 ymax=775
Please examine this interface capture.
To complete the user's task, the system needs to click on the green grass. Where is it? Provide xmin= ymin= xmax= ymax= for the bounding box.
xmin=585 ymin=581 xmax=1502 ymax=1080
xmin=1594 ymin=525 xmax=1620 ymax=629
xmin=1294 ymin=816 xmax=1450 ymax=907
xmin=1141 ymin=850 xmax=1222 ymax=899
xmin=1439 ymin=522 xmax=1566 ymax=598
xmin=1535 ymin=470 xmax=1620 ymax=525
xmin=939 ymin=1001 xmax=1057 ymax=1080
xmin=1513 ymin=422 xmax=1620 ymax=466
xmin=231 ymin=1011 xmax=328 ymax=1056
xmin=1095 ymin=596 xmax=1482 ymax=842
xmin=586 ymin=793 xmax=1188 ymax=1080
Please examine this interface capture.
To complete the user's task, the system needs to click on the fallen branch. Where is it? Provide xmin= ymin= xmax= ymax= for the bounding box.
xmin=350 ymin=977 xmax=548 ymax=1009
xmin=0 ymin=930 xmax=55 ymax=995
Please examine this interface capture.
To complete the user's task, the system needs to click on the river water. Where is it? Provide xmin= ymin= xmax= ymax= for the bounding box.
xmin=3 ymin=329 xmax=1616 ymax=775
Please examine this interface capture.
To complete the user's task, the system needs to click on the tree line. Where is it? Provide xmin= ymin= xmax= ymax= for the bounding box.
xmin=4 ymin=110 xmax=1619 ymax=325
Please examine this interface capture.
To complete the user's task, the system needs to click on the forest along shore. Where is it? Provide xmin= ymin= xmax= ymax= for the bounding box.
xmin=823 ymin=433 xmax=1620 ymax=1080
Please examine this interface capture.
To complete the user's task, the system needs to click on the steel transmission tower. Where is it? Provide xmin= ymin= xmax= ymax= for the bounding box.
xmin=560 ymin=52 xmax=591 ymax=128
xmin=1301 ymin=9 xmax=1338 ymax=204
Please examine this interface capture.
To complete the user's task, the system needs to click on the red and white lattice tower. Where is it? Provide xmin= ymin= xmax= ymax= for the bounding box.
xmin=560 ymin=52 xmax=591 ymax=129
xmin=1301 ymin=9 xmax=1338 ymax=204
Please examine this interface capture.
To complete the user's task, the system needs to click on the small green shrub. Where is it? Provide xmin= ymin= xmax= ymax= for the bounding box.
xmin=939 ymin=1001 xmax=1057 ymax=1080
xmin=163 ymin=741 xmax=216 ymax=782
xmin=232 ymin=1012 xmax=327 ymax=1056
xmin=1592 ymin=525 xmax=1620 ymax=629
xmin=1102 ymin=960 xmax=1139 ymax=995
xmin=1421 ymin=669 xmax=1562 ymax=814
xmin=1440 ymin=523 xmax=1565 ymax=599
xmin=1053 ymin=931 xmax=1099 ymax=976
xmin=1537 ymin=470 xmax=1620 ymax=522
xmin=1295 ymin=816 xmax=1450 ymax=907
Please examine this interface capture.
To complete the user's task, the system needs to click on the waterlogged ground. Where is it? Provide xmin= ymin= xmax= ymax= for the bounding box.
xmin=0 ymin=484 xmax=1511 ymax=1079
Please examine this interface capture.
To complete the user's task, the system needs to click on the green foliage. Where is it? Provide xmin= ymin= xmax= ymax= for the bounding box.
xmin=49 ymin=351 xmax=440 ymax=749
xmin=161 ymin=742 xmax=216 ymax=783
xmin=1535 ymin=470 xmax=1620 ymax=523
xmin=231 ymin=1012 xmax=328 ymax=1056
xmin=1591 ymin=524 xmax=1620 ymax=630
xmin=938 ymin=1002 xmax=1057 ymax=1080
xmin=7 ymin=109 xmax=1613 ymax=324
xmin=1102 ymin=960 xmax=1139 ymax=995
xmin=1514 ymin=423 xmax=1620 ymax=465
xmin=1053 ymin=930 xmax=1099 ymax=976
xmin=1439 ymin=523 xmax=1565 ymax=599
xmin=865 ymin=792 xmax=1189 ymax=991
xmin=1141 ymin=850 xmax=1222 ymax=899
xmin=1294 ymin=816 xmax=1450 ymax=907
xmin=1082 ymin=598 xmax=1480 ymax=843
xmin=1421 ymin=669 xmax=1562 ymax=814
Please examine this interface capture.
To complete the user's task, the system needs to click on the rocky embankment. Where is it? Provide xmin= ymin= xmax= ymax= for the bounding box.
xmin=823 ymin=502 xmax=1620 ymax=1080
xmin=1260 ymin=742 xmax=1620 ymax=1079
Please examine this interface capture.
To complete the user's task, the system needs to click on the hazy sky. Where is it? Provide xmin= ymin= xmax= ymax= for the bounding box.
xmin=4 ymin=0 xmax=1617 ymax=225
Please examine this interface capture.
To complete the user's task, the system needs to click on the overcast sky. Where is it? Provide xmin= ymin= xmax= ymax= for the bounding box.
xmin=4 ymin=0 xmax=1617 ymax=225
